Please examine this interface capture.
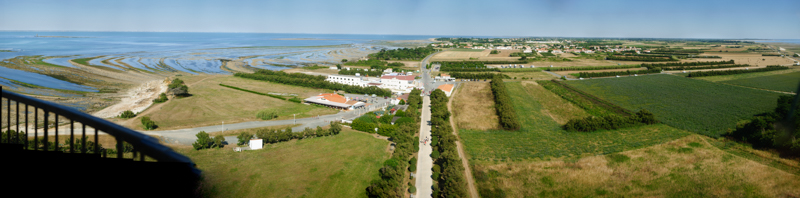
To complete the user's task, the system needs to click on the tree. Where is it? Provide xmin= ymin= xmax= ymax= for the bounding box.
xmin=342 ymin=59 xmax=348 ymax=63
xmin=399 ymin=99 xmax=406 ymax=105
xmin=193 ymin=131 xmax=212 ymax=150
xmin=330 ymin=121 xmax=342 ymax=135
xmin=237 ymin=132 xmax=252 ymax=146
xmin=519 ymin=56 xmax=527 ymax=60
xmin=316 ymin=126 xmax=326 ymax=137
xmin=213 ymin=135 xmax=225 ymax=148
xmin=141 ymin=116 xmax=157 ymax=130
xmin=120 ymin=110 xmax=136 ymax=119
xmin=336 ymin=64 xmax=342 ymax=69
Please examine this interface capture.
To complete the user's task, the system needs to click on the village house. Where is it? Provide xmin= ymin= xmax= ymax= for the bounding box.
xmin=380 ymin=74 xmax=418 ymax=94
xmin=437 ymin=84 xmax=455 ymax=97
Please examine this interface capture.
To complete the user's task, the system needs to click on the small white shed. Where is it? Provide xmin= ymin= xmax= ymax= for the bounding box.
xmin=249 ymin=139 xmax=263 ymax=150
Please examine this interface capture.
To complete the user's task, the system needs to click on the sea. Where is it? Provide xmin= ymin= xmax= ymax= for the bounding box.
xmin=0 ymin=31 xmax=435 ymax=92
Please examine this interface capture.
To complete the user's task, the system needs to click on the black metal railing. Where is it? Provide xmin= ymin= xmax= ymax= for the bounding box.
xmin=1 ymin=86 xmax=199 ymax=175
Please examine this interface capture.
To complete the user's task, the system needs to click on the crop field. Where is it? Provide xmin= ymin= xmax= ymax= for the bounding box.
xmin=565 ymin=74 xmax=786 ymax=137
xmin=720 ymin=71 xmax=800 ymax=93
xmin=691 ymin=67 xmax=800 ymax=82
xmin=472 ymin=135 xmax=800 ymax=197
xmin=458 ymin=82 xmax=691 ymax=161
xmin=179 ymin=128 xmax=390 ymax=198
xmin=451 ymin=82 xmax=500 ymax=130
xmin=689 ymin=52 xmax=794 ymax=66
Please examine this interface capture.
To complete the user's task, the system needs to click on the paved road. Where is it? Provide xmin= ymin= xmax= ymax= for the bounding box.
xmin=414 ymin=96 xmax=433 ymax=198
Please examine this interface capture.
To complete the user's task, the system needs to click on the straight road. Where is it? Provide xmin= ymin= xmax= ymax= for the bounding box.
xmin=414 ymin=96 xmax=433 ymax=198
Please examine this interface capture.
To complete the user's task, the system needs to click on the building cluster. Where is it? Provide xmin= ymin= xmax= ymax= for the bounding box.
xmin=326 ymin=72 xmax=420 ymax=94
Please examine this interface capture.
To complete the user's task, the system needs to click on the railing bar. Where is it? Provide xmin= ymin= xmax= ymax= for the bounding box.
xmin=82 ymin=124 xmax=86 ymax=154
xmin=55 ymin=114 xmax=59 ymax=152
xmin=70 ymin=120 xmax=74 ymax=153
xmin=16 ymin=99 xmax=19 ymax=144
xmin=116 ymin=137 xmax=122 ymax=159
xmin=43 ymin=109 xmax=48 ymax=151
xmin=94 ymin=128 xmax=98 ymax=154
xmin=140 ymin=152 xmax=145 ymax=161
xmin=34 ymin=107 xmax=38 ymax=150
xmin=24 ymin=104 xmax=28 ymax=150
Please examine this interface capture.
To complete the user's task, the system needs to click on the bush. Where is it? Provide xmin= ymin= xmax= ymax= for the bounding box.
xmin=237 ymin=132 xmax=253 ymax=146
xmin=168 ymin=78 xmax=189 ymax=97
xmin=490 ymin=76 xmax=520 ymax=130
xmin=140 ymin=116 xmax=157 ymax=130
xmin=409 ymin=186 xmax=416 ymax=193
xmin=192 ymin=131 xmax=212 ymax=150
xmin=152 ymin=93 xmax=168 ymax=103
xmin=256 ymin=109 xmax=279 ymax=120
xmin=119 ymin=110 xmax=136 ymax=119
xmin=563 ymin=109 xmax=657 ymax=132
xmin=687 ymin=66 xmax=789 ymax=77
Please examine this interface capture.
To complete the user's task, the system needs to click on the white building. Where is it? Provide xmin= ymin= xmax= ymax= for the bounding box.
xmin=326 ymin=75 xmax=368 ymax=87
xmin=380 ymin=74 xmax=418 ymax=94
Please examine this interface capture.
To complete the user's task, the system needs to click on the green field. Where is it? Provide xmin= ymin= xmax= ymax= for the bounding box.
xmin=458 ymin=82 xmax=691 ymax=161
xmin=565 ymin=75 xmax=786 ymax=137
xmin=449 ymin=48 xmax=486 ymax=52
xmin=180 ymin=129 xmax=390 ymax=198
xmin=720 ymin=71 xmax=800 ymax=93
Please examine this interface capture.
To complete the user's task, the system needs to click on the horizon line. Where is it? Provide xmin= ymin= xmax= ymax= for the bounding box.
xmin=0 ymin=30 xmax=793 ymax=40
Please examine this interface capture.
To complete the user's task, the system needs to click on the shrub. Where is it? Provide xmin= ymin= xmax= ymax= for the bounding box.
xmin=168 ymin=78 xmax=189 ymax=97
xmin=213 ymin=135 xmax=225 ymax=148
xmin=152 ymin=93 xmax=168 ymax=103
xmin=140 ymin=116 xmax=157 ymax=130
xmin=256 ymin=109 xmax=279 ymax=120
xmin=119 ymin=110 xmax=136 ymax=119
xmin=192 ymin=131 xmax=212 ymax=150
xmin=409 ymin=186 xmax=416 ymax=193
xmin=237 ymin=132 xmax=253 ymax=146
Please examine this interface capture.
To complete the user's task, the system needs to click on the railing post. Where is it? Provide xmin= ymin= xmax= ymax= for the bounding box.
xmin=34 ymin=107 xmax=38 ymax=150
xmin=94 ymin=128 xmax=98 ymax=154
xmin=25 ymin=104 xmax=28 ymax=150
xmin=43 ymin=109 xmax=48 ymax=151
xmin=70 ymin=120 xmax=74 ymax=153
xmin=55 ymin=115 xmax=59 ymax=152
xmin=81 ymin=124 xmax=86 ymax=153
xmin=16 ymin=99 xmax=19 ymax=144
xmin=116 ymin=137 xmax=123 ymax=159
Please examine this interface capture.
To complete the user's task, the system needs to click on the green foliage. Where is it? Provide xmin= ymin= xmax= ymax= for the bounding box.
xmin=140 ymin=116 xmax=157 ymax=130
xmin=398 ymin=99 xmax=406 ymax=105
xmin=237 ymin=132 xmax=253 ymax=146
xmin=491 ymin=76 xmax=521 ymax=130
xmin=193 ymin=131 xmax=213 ymax=150
xmin=152 ymin=93 xmax=168 ymax=103
xmin=429 ymin=88 xmax=469 ymax=198
xmin=573 ymin=68 xmax=661 ymax=78
xmin=565 ymin=74 xmax=784 ymax=137
xmin=641 ymin=60 xmax=734 ymax=68
xmin=658 ymin=64 xmax=750 ymax=71
xmin=547 ymin=65 xmax=641 ymax=71
xmin=213 ymin=135 xmax=225 ymax=148
xmin=256 ymin=109 xmax=278 ymax=120
xmin=727 ymin=95 xmax=800 ymax=156
xmin=449 ymin=72 xmax=509 ymax=79
xmin=720 ymin=71 xmax=800 ymax=93
xmin=490 ymin=50 xmax=499 ymax=54
xmin=563 ymin=109 xmax=657 ymax=132
xmin=235 ymin=69 xmax=392 ymax=97
xmin=606 ymin=55 xmax=677 ymax=62
xmin=119 ymin=110 xmax=136 ymax=119
xmin=330 ymin=121 xmax=342 ymax=135
xmin=688 ymin=66 xmax=790 ymax=77
xmin=168 ymin=78 xmax=190 ymax=96
xmin=368 ymin=46 xmax=437 ymax=61
xmin=408 ymin=157 xmax=417 ymax=172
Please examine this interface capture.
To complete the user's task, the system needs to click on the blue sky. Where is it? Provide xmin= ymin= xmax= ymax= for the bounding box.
xmin=1 ymin=0 xmax=798 ymax=39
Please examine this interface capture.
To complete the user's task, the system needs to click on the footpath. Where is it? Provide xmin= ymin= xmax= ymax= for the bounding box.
xmin=414 ymin=96 xmax=433 ymax=198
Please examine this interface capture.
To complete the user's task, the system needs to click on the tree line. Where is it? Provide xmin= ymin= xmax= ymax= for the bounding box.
xmin=727 ymin=95 xmax=800 ymax=157
xmin=490 ymin=76 xmax=521 ymax=130
xmin=687 ymin=66 xmax=789 ymax=77
xmin=219 ymin=83 xmax=299 ymax=103
xmin=448 ymin=72 xmax=509 ymax=79
xmin=428 ymin=89 xmax=469 ymax=198
xmin=658 ymin=64 xmax=749 ymax=71
xmin=546 ymin=65 xmax=641 ymax=71
xmin=641 ymin=60 xmax=734 ymax=67
xmin=369 ymin=46 xmax=437 ymax=60
xmin=366 ymin=89 xmax=422 ymax=197
xmin=606 ymin=55 xmax=677 ymax=62
xmin=235 ymin=69 xmax=392 ymax=97
xmin=563 ymin=109 xmax=657 ymax=132
xmin=338 ymin=68 xmax=383 ymax=77
xmin=573 ymin=68 xmax=662 ymax=78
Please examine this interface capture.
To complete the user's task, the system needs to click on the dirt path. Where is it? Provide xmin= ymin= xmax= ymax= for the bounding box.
xmin=447 ymin=84 xmax=479 ymax=198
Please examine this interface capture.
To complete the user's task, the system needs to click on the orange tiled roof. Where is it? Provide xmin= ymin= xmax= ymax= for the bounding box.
xmin=319 ymin=93 xmax=346 ymax=104
xmin=437 ymin=84 xmax=454 ymax=92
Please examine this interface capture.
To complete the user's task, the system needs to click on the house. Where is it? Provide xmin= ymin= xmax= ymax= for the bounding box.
xmin=391 ymin=93 xmax=411 ymax=105
xmin=303 ymin=93 xmax=365 ymax=110
xmin=437 ymin=84 xmax=455 ymax=97
xmin=380 ymin=74 xmax=418 ymax=94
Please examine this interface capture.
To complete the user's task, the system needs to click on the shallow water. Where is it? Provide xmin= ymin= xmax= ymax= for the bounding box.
xmin=0 ymin=66 xmax=96 ymax=92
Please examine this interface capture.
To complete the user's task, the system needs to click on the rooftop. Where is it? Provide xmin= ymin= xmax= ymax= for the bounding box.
xmin=437 ymin=84 xmax=454 ymax=92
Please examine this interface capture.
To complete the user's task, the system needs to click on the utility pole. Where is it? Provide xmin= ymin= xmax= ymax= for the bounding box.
xmin=294 ymin=114 xmax=296 ymax=125
xmin=222 ymin=121 xmax=224 ymax=133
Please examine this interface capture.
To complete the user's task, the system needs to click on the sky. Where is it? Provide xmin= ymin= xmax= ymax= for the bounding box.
xmin=1 ymin=0 xmax=798 ymax=39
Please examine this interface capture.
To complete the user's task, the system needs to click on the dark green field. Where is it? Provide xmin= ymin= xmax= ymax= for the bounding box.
xmin=458 ymin=82 xmax=691 ymax=161
xmin=565 ymin=74 xmax=786 ymax=137
xmin=720 ymin=71 xmax=800 ymax=93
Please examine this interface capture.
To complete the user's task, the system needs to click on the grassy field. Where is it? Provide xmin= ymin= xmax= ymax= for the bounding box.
xmin=691 ymin=67 xmax=800 ymax=82
xmin=132 ymin=75 xmax=338 ymax=130
xmin=451 ymin=82 xmax=499 ymax=130
xmin=719 ymin=71 xmax=800 ymax=93
xmin=565 ymin=75 xmax=786 ymax=137
xmin=520 ymin=81 xmax=589 ymax=124
xmin=179 ymin=128 xmax=390 ymax=198
xmin=458 ymin=82 xmax=692 ymax=161
xmin=472 ymin=135 xmax=800 ymax=197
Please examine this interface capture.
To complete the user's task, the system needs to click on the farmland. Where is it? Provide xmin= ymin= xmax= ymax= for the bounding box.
xmin=719 ymin=71 xmax=800 ymax=93
xmin=565 ymin=74 xmax=786 ymax=137
xmin=471 ymin=135 xmax=800 ymax=197
xmin=181 ymin=128 xmax=390 ymax=198
xmin=458 ymin=82 xmax=691 ymax=161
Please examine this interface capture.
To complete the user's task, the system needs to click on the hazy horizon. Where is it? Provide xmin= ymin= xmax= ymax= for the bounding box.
xmin=2 ymin=0 xmax=798 ymax=39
